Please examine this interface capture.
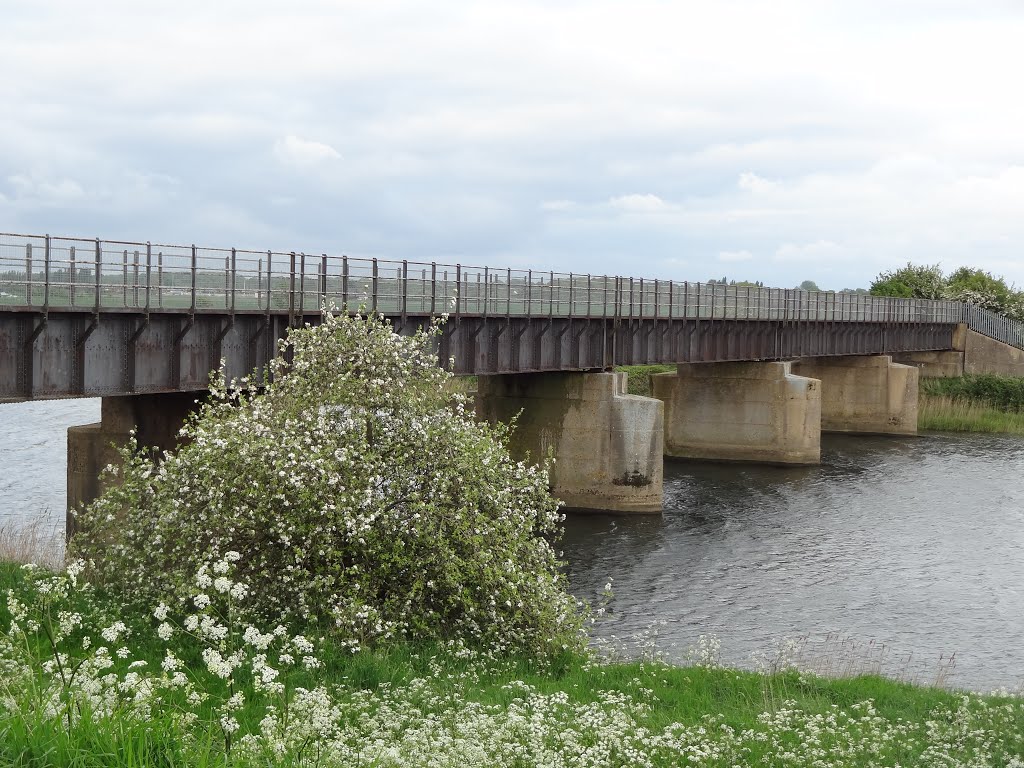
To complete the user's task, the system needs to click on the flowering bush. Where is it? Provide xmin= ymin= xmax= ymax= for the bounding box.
xmin=71 ymin=311 xmax=585 ymax=656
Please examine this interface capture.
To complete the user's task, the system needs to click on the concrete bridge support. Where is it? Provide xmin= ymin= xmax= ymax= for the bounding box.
xmin=652 ymin=362 xmax=821 ymax=464
xmin=475 ymin=372 xmax=664 ymax=513
xmin=791 ymin=355 xmax=918 ymax=435
xmin=67 ymin=393 xmax=201 ymax=536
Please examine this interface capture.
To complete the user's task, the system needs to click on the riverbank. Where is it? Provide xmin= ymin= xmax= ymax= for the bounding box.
xmin=2 ymin=558 xmax=1023 ymax=767
xmin=919 ymin=373 xmax=1024 ymax=433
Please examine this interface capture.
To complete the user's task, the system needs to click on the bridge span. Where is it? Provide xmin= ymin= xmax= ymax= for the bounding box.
xmin=2 ymin=232 xmax=1023 ymax=520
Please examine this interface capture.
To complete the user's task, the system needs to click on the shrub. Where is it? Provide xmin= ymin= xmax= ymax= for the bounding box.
xmin=71 ymin=311 xmax=585 ymax=656
xmin=869 ymin=263 xmax=946 ymax=300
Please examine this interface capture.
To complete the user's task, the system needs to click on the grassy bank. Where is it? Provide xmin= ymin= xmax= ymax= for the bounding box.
xmin=2 ymin=559 xmax=1023 ymax=767
xmin=920 ymin=373 xmax=1024 ymax=433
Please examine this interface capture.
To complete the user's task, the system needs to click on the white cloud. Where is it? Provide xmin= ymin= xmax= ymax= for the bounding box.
xmin=273 ymin=135 xmax=342 ymax=168
xmin=718 ymin=250 xmax=754 ymax=263
xmin=737 ymin=172 xmax=779 ymax=195
xmin=540 ymin=199 xmax=577 ymax=212
xmin=7 ymin=173 xmax=86 ymax=204
xmin=609 ymin=193 xmax=670 ymax=213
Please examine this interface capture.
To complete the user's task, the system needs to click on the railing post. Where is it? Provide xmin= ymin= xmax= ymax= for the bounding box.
xmin=43 ymin=235 xmax=51 ymax=311
xmin=288 ymin=252 xmax=297 ymax=321
xmin=371 ymin=258 xmax=379 ymax=314
xmin=25 ymin=242 xmax=33 ymax=305
xmin=122 ymin=249 xmax=128 ymax=307
xmin=483 ymin=266 xmax=489 ymax=318
xmin=506 ymin=268 xmax=512 ymax=317
xmin=340 ymin=255 xmax=349 ymax=311
xmin=527 ymin=269 xmax=533 ymax=316
xmin=190 ymin=244 xmax=197 ymax=314
xmin=70 ymin=245 xmax=76 ymax=307
xmin=145 ymin=243 xmax=152 ymax=312
xmin=321 ymin=254 xmax=328 ymax=310
xmin=266 ymin=252 xmax=273 ymax=311
xmin=567 ymin=271 xmax=573 ymax=318
xmin=224 ymin=254 xmax=231 ymax=310
xmin=402 ymin=259 xmax=409 ymax=319
xmin=133 ymin=250 xmax=140 ymax=308
xmin=157 ymin=251 xmax=163 ymax=308
xmin=429 ymin=263 xmax=436 ymax=315
xmin=455 ymin=264 xmax=462 ymax=319
xmin=299 ymin=252 xmax=306 ymax=316
xmin=94 ymin=239 xmax=102 ymax=313
xmin=231 ymin=248 xmax=238 ymax=314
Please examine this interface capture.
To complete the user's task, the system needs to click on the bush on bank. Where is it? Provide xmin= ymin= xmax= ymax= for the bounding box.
xmin=70 ymin=311 xmax=585 ymax=656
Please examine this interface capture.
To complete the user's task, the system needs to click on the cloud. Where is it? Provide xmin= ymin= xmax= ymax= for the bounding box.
xmin=7 ymin=173 xmax=86 ymax=205
xmin=737 ymin=172 xmax=779 ymax=195
xmin=718 ymin=250 xmax=754 ymax=263
xmin=540 ymin=199 xmax=577 ymax=212
xmin=609 ymin=193 xmax=670 ymax=213
xmin=273 ymin=135 xmax=342 ymax=168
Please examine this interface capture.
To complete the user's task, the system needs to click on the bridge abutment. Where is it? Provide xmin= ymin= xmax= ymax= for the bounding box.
xmin=652 ymin=361 xmax=821 ymax=464
xmin=67 ymin=393 xmax=201 ymax=537
xmin=476 ymin=372 xmax=664 ymax=513
xmin=790 ymin=355 xmax=918 ymax=435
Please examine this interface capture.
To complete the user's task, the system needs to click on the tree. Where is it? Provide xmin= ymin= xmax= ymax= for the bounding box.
xmin=72 ymin=311 xmax=586 ymax=656
xmin=797 ymin=280 xmax=821 ymax=292
xmin=944 ymin=267 xmax=1014 ymax=313
xmin=869 ymin=263 xmax=946 ymax=299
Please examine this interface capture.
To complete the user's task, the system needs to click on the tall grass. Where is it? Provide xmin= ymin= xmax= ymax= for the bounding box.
xmin=921 ymin=373 xmax=1024 ymax=411
xmin=0 ymin=513 xmax=64 ymax=569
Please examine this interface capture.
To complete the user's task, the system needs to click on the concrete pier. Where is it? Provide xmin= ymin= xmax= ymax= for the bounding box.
xmin=652 ymin=361 xmax=821 ymax=465
xmin=476 ymin=372 xmax=664 ymax=513
xmin=67 ymin=392 xmax=201 ymax=536
xmin=791 ymin=355 xmax=918 ymax=435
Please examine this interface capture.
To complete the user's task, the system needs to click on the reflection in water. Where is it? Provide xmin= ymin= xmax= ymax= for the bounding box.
xmin=561 ymin=433 xmax=1024 ymax=692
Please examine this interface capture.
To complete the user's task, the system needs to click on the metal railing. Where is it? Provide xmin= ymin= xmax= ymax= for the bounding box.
xmin=964 ymin=304 xmax=1024 ymax=349
xmin=1 ymin=232 xmax=1019 ymax=348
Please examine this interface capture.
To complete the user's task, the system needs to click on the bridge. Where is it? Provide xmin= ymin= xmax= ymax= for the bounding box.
xmin=2 ymin=232 xmax=1023 ymax=520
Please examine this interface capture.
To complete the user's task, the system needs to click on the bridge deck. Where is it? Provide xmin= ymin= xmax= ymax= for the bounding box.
xmin=0 ymin=232 xmax=1019 ymax=400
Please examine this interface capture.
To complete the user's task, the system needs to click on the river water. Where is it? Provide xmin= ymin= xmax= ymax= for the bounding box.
xmin=2 ymin=399 xmax=1022 ymax=692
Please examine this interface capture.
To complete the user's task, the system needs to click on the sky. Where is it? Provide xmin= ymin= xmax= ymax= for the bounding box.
xmin=3 ymin=1 xmax=1024 ymax=290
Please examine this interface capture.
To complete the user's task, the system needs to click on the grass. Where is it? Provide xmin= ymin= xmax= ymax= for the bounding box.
xmin=919 ymin=393 xmax=1024 ymax=433
xmin=2 ymin=555 xmax=1023 ymax=766
xmin=615 ymin=365 xmax=677 ymax=397
xmin=919 ymin=373 xmax=1024 ymax=433
xmin=0 ymin=513 xmax=65 ymax=570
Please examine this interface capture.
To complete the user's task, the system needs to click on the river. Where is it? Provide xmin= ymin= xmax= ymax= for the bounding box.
xmin=2 ymin=399 xmax=1022 ymax=692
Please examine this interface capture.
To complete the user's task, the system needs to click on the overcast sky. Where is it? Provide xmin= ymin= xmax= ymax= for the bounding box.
xmin=3 ymin=1 xmax=1024 ymax=290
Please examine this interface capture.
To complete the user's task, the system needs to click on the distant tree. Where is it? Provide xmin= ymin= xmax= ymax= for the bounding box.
xmin=839 ymin=288 xmax=869 ymax=295
xmin=869 ymin=263 xmax=946 ymax=300
xmin=798 ymin=280 xmax=821 ymax=292
xmin=943 ymin=267 xmax=1013 ymax=313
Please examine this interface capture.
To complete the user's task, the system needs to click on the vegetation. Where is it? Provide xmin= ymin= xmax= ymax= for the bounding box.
xmin=71 ymin=311 xmax=585 ymax=657
xmin=919 ymin=373 xmax=1024 ymax=434
xmin=871 ymin=262 xmax=1024 ymax=321
xmin=3 ymin=559 xmax=1024 ymax=767
xmin=616 ymin=365 xmax=677 ymax=397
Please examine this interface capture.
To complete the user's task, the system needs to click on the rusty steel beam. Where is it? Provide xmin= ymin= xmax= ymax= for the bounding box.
xmin=0 ymin=306 xmax=959 ymax=401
